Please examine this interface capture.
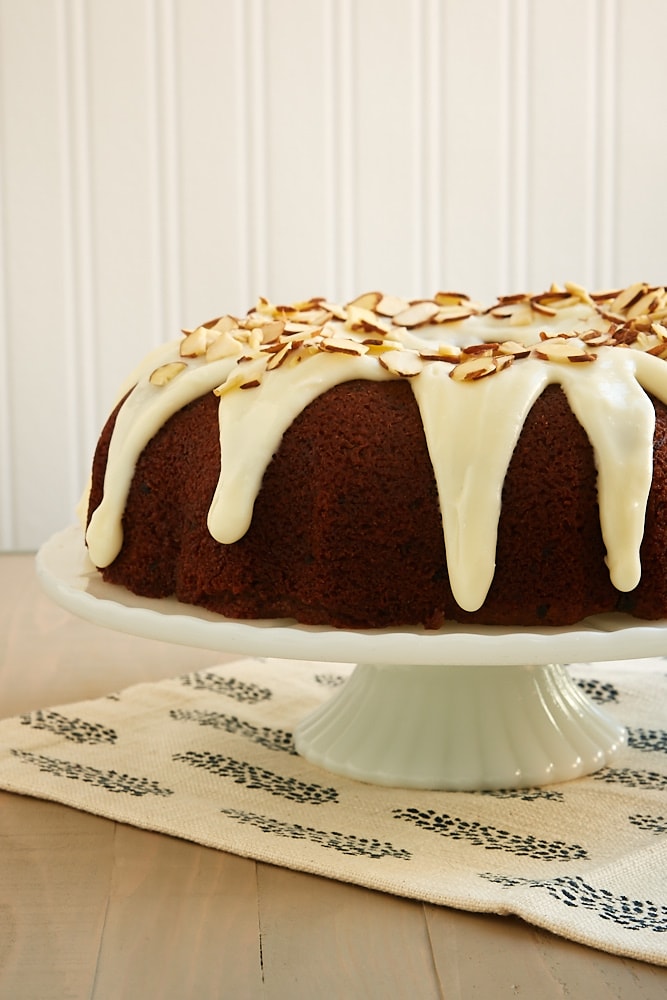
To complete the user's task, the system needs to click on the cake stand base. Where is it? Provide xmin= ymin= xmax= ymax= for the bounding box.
xmin=39 ymin=527 xmax=656 ymax=792
xmin=294 ymin=661 xmax=626 ymax=790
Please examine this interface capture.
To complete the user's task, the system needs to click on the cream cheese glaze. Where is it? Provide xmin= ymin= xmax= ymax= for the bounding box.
xmin=84 ymin=283 xmax=667 ymax=613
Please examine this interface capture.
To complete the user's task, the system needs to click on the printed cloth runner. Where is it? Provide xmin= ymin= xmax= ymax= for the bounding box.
xmin=0 ymin=656 xmax=666 ymax=966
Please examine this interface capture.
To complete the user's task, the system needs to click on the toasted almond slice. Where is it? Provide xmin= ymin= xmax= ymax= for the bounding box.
xmin=433 ymin=305 xmax=475 ymax=323
xmin=625 ymin=290 xmax=660 ymax=320
xmin=449 ymin=357 xmax=497 ymax=381
xmin=546 ymin=294 xmax=580 ymax=311
xmin=253 ymin=319 xmax=285 ymax=343
xmin=509 ymin=303 xmax=534 ymax=326
xmin=206 ymin=331 xmax=244 ymax=362
xmin=346 ymin=291 xmax=382 ymax=311
xmin=392 ymin=300 xmax=440 ymax=328
xmin=282 ymin=321 xmax=322 ymax=336
xmin=265 ymin=343 xmax=294 ymax=370
xmin=419 ymin=344 xmax=461 ymax=363
xmin=609 ymin=281 xmax=646 ymax=315
xmin=580 ymin=330 xmax=615 ymax=347
xmin=496 ymin=293 xmax=530 ymax=305
xmin=375 ymin=293 xmax=410 ymax=317
xmin=202 ymin=314 xmax=239 ymax=334
xmin=539 ymin=329 xmax=579 ymax=340
xmin=530 ymin=300 xmax=558 ymax=318
xmin=651 ymin=321 xmax=667 ymax=341
xmin=378 ymin=350 xmax=424 ymax=377
xmin=596 ymin=307 xmax=627 ymax=324
xmin=461 ymin=343 xmax=497 ymax=359
xmin=149 ymin=361 xmax=187 ymax=386
xmin=180 ymin=327 xmax=211 ymax=357
xmin=345 ymin=305 xmax=393 ymax=335
xmin=320 ymin=300 xmax=348 ymax=321
xmin=488 ymin=307 xmax=514 ymax=319
xmin=497 ymin=340 xmax=531 ymax=358
xmin=533 ymin=340 xmax=595 ymax=363
xmin=434 ymin=291 xmax=470 ymax=306
xmin=320 ymin=336 xmax=369 ymax=357
xmin=563 ymin=281 xmax=595 ymax=305
xmin=283 ymin=307 xmax=332 ymax=326
xmin=646 ymin=343 xmax=667 ymax=359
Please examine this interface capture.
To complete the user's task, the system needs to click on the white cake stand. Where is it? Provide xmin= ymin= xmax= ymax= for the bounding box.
xmin=37 ymin=525 xmax=667 ymax=791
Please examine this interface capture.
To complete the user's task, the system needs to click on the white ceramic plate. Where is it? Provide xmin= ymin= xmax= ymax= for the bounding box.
xmin=37 ymin=525 xmax=667 ymax=667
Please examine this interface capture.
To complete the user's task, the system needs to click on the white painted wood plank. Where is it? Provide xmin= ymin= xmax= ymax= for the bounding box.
xmin=614 ymin=0 xmax=667 ymax=287
xmin=0 ymin=0 xmax=77 ymax=548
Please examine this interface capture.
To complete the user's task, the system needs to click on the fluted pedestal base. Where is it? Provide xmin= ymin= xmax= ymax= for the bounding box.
xmin=294 ymin=662 xmax=626 ymax=790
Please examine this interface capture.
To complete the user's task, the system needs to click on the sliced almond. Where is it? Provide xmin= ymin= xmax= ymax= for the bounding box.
xmin=580 ymin=330 xmax=615 ymax=347
xmin=449 ymin=357 xmax=498 ymax=381
xmin=563 ymin=281 xmax=595 ymax=305
xmin=346 ymin=291 xmax=382 ymax=311
xmin=206 ymin=331 xmax=244 ymax=362
xmin=533 ymin=339 xmax=596 ymax=363
xmin=419 ymin=344 xmax=461 ymax=363
xmin=497 ymin=339 xmax=531 ymax=358
xmin=254 ymin=319 xmax=285 ymax=343
xmin=378 ymin=350 xmax=424 ymax=377
xmin=320 ymin=300 xmax=348 ymax=321
xmin=625 ymin=290 xmax=661 ymax=320
xmin=265 ymin=343 xmax=293 ymax=370
xmin=434 ymin=291 xmax=470 ymax=307
xmin=646 ymin=342 xmax=667 ymax=360
xmin=375 ymin=293 xmax=410 ymax=317
xmin=345 ymin=305 xmax=393 ymax=335
xmin=392 ymin=300 xmax=440 ymax=328
xmin=608 ymin=282 xmax=646 ymax=315
xmin=529 ymin=300 xmax=558 ymax=318
xmin=433 ymin=305 xmax=475 ymax=323
xmin=180 ymin=326 xmax=211 ymax=357
xmin=319 ymin=336 xmax=369 ymax=357
xmin=461 ymin=343 xmax=497 ymax=360
xmin=203 ymin=314 xmax=240 ymax=334
xmin=149 ymin=361 xmax=187 ymax=386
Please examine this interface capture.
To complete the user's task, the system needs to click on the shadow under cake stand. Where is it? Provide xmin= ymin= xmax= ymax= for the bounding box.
xmin=37 ymin=525 xmax=665 ymax=791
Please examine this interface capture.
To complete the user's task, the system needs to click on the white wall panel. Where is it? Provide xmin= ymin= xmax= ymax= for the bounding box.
xmin=2 ymin=0 xmax=667 ymax=550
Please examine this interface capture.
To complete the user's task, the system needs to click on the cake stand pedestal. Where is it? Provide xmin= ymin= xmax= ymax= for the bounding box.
xmin=37 ymin=525 xmax=665 ymax=791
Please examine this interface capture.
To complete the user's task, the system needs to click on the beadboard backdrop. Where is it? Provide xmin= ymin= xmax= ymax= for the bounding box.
xmin=2 ymin=0 xmax=667 ymax=551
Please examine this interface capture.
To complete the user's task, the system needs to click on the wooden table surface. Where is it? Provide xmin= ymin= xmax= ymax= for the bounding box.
xmin=1 ymin=552 xmax=666 ymax=999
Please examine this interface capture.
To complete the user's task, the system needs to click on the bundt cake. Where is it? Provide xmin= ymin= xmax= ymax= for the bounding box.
xmin=82 ymin=282 xmax=667 ymax=629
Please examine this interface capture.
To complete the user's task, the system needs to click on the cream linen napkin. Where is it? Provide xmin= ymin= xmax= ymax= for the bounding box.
xmin=0 ymin=656 xmax=665 ymax=966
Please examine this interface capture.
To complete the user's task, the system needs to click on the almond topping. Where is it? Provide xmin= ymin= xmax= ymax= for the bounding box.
xmin=433 ymin=305 xmax=475 ymax=323
xmin=346 ymin=291 xmax=383 ymax=311
xmin=320 ymin=336 xmax=369 ymax=357
xmin=180 ymin=327 xmax=211 ymax=357
xmin=378 ymin=350 xmax=424 ymax=377
xmin=149 ymin=362 xmax=187 ymax=386
xmin=206 ymin=331 xmax=244 ymax=362
xmin=533 ymin=339 xmax=596 ymax=363
xmin=497 ymin=340 xmax=530 ymax=358
xmin=375 ymin=294 xmax=411 ymax=317
xmin=434 ymin=291 xmax=470 ymax=306
xmin=449 ymin=357 xmax=498 ymax=381
xmin=609 ymin=281 xmax=646 ymax=315
xmin=392 ymin=300 xmax=440 ymax=328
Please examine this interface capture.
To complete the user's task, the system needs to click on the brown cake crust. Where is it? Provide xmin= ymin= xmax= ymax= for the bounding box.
xmin=87 ymin=378 xmax=667 ymax=628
